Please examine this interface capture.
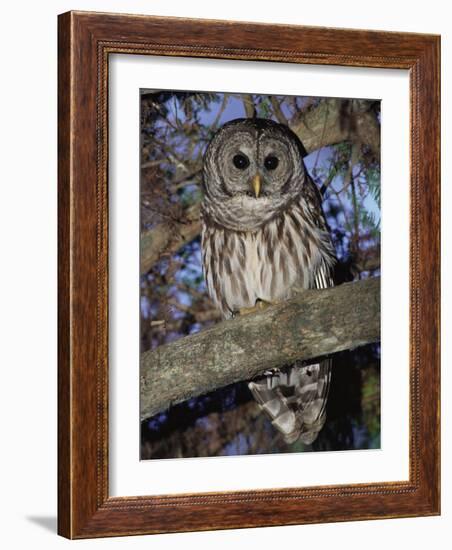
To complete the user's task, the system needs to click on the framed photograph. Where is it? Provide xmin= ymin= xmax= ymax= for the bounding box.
xmin=58 ymin=11 xmax=440 ymax=538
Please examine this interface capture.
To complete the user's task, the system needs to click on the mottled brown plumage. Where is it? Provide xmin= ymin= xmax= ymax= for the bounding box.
xmin=201 ymin=118 xmax=336 ymax=444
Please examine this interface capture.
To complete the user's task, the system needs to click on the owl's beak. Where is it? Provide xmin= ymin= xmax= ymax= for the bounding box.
xmin=251 ymin=174 xmax=261 ymax=198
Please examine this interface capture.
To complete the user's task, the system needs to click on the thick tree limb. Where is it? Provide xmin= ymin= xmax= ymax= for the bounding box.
xmin=141 ymin=277 xmax=380 ymax=421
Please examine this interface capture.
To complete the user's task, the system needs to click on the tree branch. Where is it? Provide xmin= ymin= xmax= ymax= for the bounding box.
xmin=141 ymin=277 xmax=380 ymax=420
xmin=291 ymin=99 xmax=380 ymax=156
xmin=140 ymin=203 xmax=200 ymax=274
xmin=270 ymin=96 xmax=289 ymax=126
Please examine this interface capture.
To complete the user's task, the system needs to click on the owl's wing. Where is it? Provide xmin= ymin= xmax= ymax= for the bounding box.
xmin=304 ymin=174 xmax=331 ymax=233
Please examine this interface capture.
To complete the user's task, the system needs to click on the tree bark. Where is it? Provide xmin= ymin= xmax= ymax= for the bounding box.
xmin=141 ymin=277 xmax=380 ymax=421
xmin=291 ymin=98 xmax=380 ymax=157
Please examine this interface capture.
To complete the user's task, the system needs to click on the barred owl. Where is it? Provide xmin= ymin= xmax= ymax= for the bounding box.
xmin=201 ymin=118 xmax=336 ymax=445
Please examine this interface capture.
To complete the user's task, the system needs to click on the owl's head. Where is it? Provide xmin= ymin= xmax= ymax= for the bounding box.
xmin=202 ymin=118 xmax=309 ymax=231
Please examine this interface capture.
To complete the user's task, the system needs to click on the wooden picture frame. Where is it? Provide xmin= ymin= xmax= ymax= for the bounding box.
xmin=58 ymin=11 xmax=440 ymax=539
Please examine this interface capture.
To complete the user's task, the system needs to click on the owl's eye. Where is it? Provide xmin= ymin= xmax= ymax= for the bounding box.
xmin=232 ymin=153 xmax=250 ymax=170
xmin=264 ymin=155 xmax=279 ymax=170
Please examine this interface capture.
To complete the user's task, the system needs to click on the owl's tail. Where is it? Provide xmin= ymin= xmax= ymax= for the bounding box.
xmin=248 ymin=360 xmax=332 ymax=445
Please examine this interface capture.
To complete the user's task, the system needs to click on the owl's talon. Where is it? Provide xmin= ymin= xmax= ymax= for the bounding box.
xmin=236 ymin=299 xmax=274 ymax=316
xmin=236 ymin=306 xmax=258 ymax=316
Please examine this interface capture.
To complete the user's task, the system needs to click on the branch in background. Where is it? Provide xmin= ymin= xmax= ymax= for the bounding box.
xmin=140 ymin=203 xmax=200 ymax=275
xmin=141 ymin=277 xmax=380 ymax=420
xmin=270 ymin=96 xmax=289 ymax=126
xmin=241 ymin=94 xmax=255 ymax=118
xmin=291 ymin=99 xmax=380 ymax=157
xmin=211 ymin=93 xmax=230 ymax=129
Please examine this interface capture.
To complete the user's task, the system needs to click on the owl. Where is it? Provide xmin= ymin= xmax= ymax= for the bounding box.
xmin=201 ymin=118 xmax=336 ymax=445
